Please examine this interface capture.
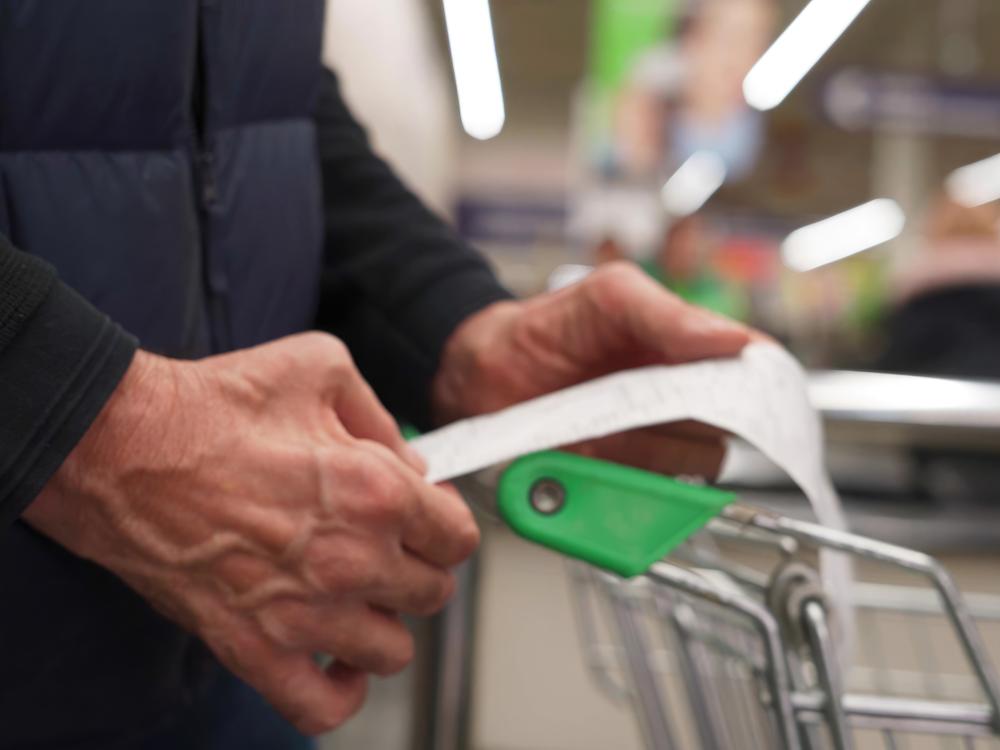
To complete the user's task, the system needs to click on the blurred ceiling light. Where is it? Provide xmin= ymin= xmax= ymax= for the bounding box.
xmin=442 ymin=0 xmax=505 ymax=140
xmin=945 ymin=153 xmax=1000 ymax=207
xmin=782 ymin=198 xmax=905 ymax=272
xmin=743 ymin=0 xmax=871 ymax=111
xmin=661 ymin=151 xmax=727 ymax=217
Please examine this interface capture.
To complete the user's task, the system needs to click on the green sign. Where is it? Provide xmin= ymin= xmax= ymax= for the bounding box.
xmin=589 ymin=0 xmax=678 ymax=92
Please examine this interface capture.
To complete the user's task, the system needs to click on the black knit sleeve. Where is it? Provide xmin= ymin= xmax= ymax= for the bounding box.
xmin=0 ymin=234 xmax=137 ymax=530
xmin=312 ymin=68 xmax=513 ymax=429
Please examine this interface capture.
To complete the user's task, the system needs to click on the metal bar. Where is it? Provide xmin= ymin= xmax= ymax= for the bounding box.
xmin=607 ymin=581 xmax=680 ymax=750
xmin=849 ymin=583 xmax=1000 ymax=620
xmin=411 ymin=556 xmax=480 ymax=750
xmin=842 ymin=696 xmax=996 ymax=728
xmin=927 ymin=563 xmax=1000 ymax=732
xmin=849 ymin=667 xmax=985 ymax=702
xmin=663 ymin=601 xmax=727 ymax=749
xmin=723 ymin=505 xmax=1000 ymax=731
xmin=646 ymin=562 xmax=803 ymax=750
xmin=566 ymin=562 xmax=631 ymax=702
xmin=793 ymin=692 xmax=996 ymax=736
xmin=802 ymin=600 xmax=854 ymax=750
xmin=674 ymin=536 xmax=775 ymax=593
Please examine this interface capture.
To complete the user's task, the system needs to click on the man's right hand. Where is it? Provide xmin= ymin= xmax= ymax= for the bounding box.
xmin=23 ymin=332 xmax=479 ymax=735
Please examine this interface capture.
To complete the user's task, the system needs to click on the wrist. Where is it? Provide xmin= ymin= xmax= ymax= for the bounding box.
xmin=24 ymin=350 xmax=185 ymax=552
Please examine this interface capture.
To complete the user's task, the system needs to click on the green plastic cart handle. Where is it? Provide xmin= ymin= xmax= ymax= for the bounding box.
xmin=498 ymin=451 xmax=735 ymax=578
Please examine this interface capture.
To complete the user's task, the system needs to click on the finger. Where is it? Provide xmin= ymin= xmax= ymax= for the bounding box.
xmin=326 ymin=365 xmax=420 ymax=471
xmin=259 ymin=599 xmax=415 ymax=676
xmin=569 ymin=430 xmax=727 ymax=480
xmin=593 ymin=265 xmax=751 ymax=362
xmin=329 ymin=607 xmax=415 ymax=676
xmin=368 ymin=554 xmax=457 ymax=616
xmin=337 ymin=442 xmax=479 ymax=567
xmin=632 ymin=293 xmax=750 ymax=362
xmin=219 ymin=635 xmax=368 ymax=736
xmin=400 ymin=480 xmax=481 ymax=568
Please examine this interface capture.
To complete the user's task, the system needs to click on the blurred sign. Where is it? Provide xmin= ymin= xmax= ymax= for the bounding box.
xmin=822 ymin=68 xmax=1000 ymax=138
xmin=457 ymin=194 xmax=566 ymax=247
xmin=589 ymin=0 xmax=678 ymax=92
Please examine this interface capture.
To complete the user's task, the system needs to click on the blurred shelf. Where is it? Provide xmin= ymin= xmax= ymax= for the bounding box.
xmin=809 ymin=370 xmax=1000 ymax=452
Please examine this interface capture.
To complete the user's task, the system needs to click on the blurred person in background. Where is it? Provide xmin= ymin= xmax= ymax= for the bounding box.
xmin=641 ymin=215 xmax=748 ymax=321
xmin=612 ymin=0 xmax=776 ymax=181
xmin=0 ymin=4 xmax=754 ymax=749
xmin=579 ymin=198 xmax=746 ymax=322
xmin=879 ymin=196 xmax=1000 ymax=379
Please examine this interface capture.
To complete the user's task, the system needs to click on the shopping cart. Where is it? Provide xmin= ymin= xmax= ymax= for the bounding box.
xmin=494 ymin=450 xmax=1000 ymax=750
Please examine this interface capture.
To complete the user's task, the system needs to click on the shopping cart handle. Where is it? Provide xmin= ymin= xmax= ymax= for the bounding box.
xmin=497 ymin=451 xmax=735 ymax=578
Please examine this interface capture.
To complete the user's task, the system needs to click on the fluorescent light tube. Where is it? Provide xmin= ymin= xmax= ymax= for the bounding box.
xmin=743 ymin=0 xmax=871 ymax=111
xmin=782 ymin=198 xmax=905 ymax=272
xmin=945 ymin=153 xmax=1000 ymax=208
xmin=661 ymin=151 xmax=727 ymax=217
xmin=442 ymin=0 xmax=506 ymax=140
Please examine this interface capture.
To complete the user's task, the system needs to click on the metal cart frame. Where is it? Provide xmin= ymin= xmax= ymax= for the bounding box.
xmin=569 ymin=503 xmax=1000 ymax=749
xmin=415 ymin=450 xmax=1000 ymax=750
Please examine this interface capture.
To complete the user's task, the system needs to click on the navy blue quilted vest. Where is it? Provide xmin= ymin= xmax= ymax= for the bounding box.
xmin=0 ymin=1 xmax=326 ymax=742
xmin=0 ymin=0 xmax=325 ymax=356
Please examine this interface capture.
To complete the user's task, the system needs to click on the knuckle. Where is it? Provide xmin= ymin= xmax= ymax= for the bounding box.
xmin=414 ymin=573 xmax=457 ymax=616
xmin=453 ymin=512 xmax=482 ymax=561
xmin=259 ymin=612 xmax=298 ymax=649
xmin=300 ymin=332 xmax=353 ymax=371
xmin=259 ymin=602 xmax=312 ymax=649
xmin=297 ymin=709 xmax=346 ymax=736
xmin=208 ymin=627 xmax=266 ymax=675
xmin=315 ymin=444 xmax=348 ymax=481
xmin=584 ymin=261 xmax=661 ymax=311
xmin=353 ymin=627 xmax=414 ymax=677
xmin=281 ymin=667 xmax=358 ymax=735
xmin=378 ymin=634 xmax=415 ymax=676
xmin=591 ymin=260 xmax=643 ymax=289
xmin=356 ymin=460 xmax=410 ymax=525
xmin=308 ymin=543 xmax=382 ymax=595
xmin=584 ymin=263 xmax=632 ymax=308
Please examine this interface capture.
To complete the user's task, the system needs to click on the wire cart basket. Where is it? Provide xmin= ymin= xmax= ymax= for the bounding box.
xmin=492 ymin=450 xmax=1000 ymax=750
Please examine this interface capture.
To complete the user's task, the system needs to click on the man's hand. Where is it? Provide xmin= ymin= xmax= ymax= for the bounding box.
xmin=25 ymin=333 xmax=479 ymax=735
xmin=432 ymin=262 xmax=754 ymax=477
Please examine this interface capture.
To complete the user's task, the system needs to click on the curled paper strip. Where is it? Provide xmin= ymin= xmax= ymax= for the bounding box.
xmin=413 ymin=343 xmax=852 ymax=645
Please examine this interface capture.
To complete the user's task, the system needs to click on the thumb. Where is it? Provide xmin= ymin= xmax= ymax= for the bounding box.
xmin=621 ymin=276 xmax=751 ymax=362
xmin=326 ymin=359 xmax=417 ymax=468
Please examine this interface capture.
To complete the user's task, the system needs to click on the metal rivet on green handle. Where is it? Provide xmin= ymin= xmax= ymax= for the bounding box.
xmin=498 ymin=451 xmax=736 ymax=578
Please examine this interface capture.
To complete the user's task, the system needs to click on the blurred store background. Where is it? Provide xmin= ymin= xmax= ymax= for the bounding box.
xmin=327 ymin=0 xmax=1000 ymax=373
xmin=321 ymin=0 xmax=1000 ymax=748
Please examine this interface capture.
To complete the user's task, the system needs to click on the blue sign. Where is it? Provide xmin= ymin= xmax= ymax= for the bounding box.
xmin=821 ymin=68 xmax=1000 ymax=138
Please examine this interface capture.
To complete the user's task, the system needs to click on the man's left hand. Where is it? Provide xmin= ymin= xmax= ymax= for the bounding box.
xmin=431 ymin=262 xmax=755 ymax=479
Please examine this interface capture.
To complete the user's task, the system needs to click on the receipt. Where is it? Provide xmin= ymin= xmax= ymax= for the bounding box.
xmin=413 ymin=343 xmax=851 ymax=643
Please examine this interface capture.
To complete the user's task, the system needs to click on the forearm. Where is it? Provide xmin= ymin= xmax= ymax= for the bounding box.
xmin=0 ymin=235 xmax=136 ymax=530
